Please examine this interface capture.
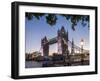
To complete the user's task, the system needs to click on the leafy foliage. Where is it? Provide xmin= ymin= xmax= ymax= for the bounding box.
xmin=26 ymin=13 xmax=89 ymax=31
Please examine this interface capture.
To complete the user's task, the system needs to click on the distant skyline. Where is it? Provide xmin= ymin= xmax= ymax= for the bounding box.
xmin=25 ymin=13 xmax=89 ymax=55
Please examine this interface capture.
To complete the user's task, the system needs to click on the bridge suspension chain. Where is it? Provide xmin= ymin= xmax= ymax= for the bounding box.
xmin=62 ymin=38 xmax=88 ymax=53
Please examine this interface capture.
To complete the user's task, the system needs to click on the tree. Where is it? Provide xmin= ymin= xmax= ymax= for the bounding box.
xmin=26 ymin=13 xmax=89 ymax=31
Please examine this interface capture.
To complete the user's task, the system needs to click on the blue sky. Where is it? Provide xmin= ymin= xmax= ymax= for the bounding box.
xmin=25 ymin=14 xmax=89 ymax=55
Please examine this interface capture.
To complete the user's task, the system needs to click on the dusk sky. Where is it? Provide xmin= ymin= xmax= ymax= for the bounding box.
xmin=25 ymin=13 xmax=89 ymax=55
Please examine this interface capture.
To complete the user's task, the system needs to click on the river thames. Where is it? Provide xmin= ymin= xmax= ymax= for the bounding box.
xmin=25 ymin=61 xmax=42 ymax=68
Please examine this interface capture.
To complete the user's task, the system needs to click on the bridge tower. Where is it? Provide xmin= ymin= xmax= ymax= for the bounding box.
xmin=71 ymin=38 xmax=75 ymax=55
xmin=57 ymin=29 xmax=62 ymax=54
xmin=57 ymin=26 xmax=69 ymax=55
xmin=41 ymin=36 xmax=49 ymax=56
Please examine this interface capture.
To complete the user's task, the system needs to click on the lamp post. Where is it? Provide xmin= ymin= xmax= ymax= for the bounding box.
xmin=80 ymin=39 xmax=84 ymax=53
xmin=80 ymin=39 xmax=84 ymax=65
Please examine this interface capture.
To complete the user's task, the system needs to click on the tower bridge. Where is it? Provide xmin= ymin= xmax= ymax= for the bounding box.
xmin=41 ymin=26 xmax=89 ymax=57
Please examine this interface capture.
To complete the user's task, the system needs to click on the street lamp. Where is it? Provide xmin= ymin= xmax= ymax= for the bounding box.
xmin=80 ymin=39 xmax=84 ymax=65
xmin=80 ymin=39 xmax=84 ymax=53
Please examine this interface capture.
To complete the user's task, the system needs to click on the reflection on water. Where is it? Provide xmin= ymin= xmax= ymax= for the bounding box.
xmin=25 ymin=61 xmax=42 ymax=68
